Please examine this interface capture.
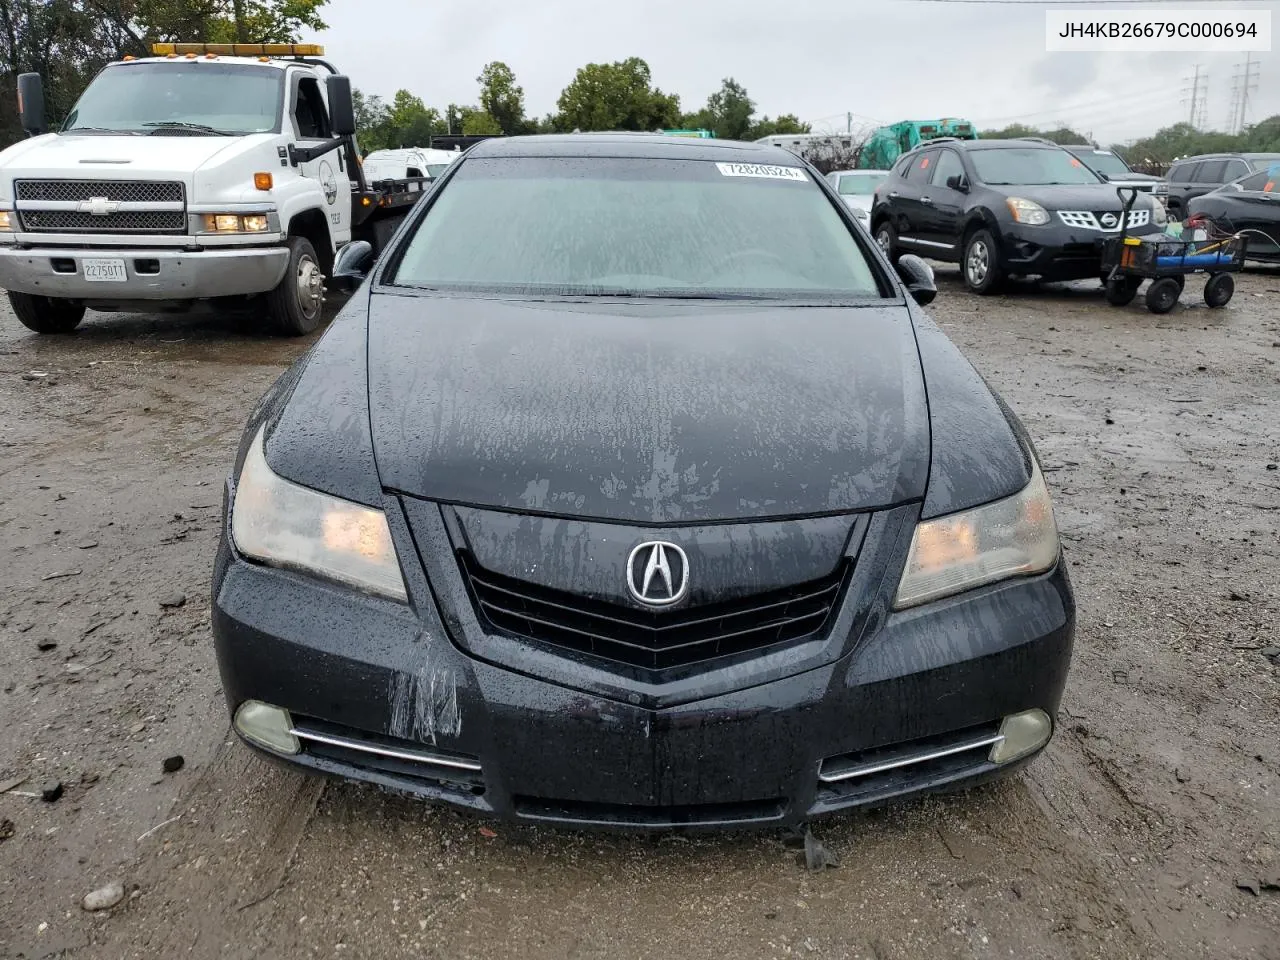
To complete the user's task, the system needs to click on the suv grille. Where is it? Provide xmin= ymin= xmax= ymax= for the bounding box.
xmin=15 ymin=179 xmax=185 ymax=204
xmin=458 ymin=553 xmax=848 ymax=671
xmin=1057 ymin=209 xmax=1150 ymax=231
xmin=19 ymin=210 xmax=186 ymax=233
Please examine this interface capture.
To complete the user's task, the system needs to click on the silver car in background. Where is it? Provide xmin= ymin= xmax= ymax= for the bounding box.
xmin=826 ymin=169 xmax=890 ymax=223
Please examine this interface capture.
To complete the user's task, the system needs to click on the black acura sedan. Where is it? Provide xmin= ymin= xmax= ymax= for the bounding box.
xmin=212 ymin=135 xmax=1074 ymax=830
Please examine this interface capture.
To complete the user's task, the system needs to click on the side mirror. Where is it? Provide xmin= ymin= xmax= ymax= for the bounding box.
xmin=17 ymin=73 xmax=47 ymax=136
xmin=945 ymin=174 xmax=967 ymax=193
xmin=896 ymin=254 xmax=936 ymax=306
xmin=331 ymin=240 xmax=374 ymax=291
xmin=326 ymin=75 xmax=356 ymax=137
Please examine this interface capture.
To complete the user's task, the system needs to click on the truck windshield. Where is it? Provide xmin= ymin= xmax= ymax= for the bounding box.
xmin=391 ymin=157 xmax=881 ymax=300
xmin=62 ymin=62 xmax=282 ymax=136
xmin=970 ymin=148 xmax=1104 ymax=186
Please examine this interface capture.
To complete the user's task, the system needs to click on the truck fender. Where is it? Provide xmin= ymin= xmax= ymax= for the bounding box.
xmin=280 ymin=206 xmax=335 ymax=273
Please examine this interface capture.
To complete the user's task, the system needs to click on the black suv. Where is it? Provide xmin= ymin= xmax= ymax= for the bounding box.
xmin=1159 ymin=153 xmax=1280 ymax=217
xmin=870 ymin=139 xmax=1167 ymax=294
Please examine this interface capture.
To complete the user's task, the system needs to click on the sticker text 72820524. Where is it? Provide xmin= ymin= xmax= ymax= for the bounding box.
xmin=715 ymin=163 xmax=808 ymax=182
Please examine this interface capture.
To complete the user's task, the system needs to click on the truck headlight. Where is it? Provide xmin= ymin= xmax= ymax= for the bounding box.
xmin=231 ymin=427 xmax=408 ymax=602
xmin=1006 ymin=197 xmax=1050 ymax=226
xmin=894 ymin=457 xmax=1060 ymax=609
xmin=0 ymin=211 xmax=12 ymax=231
xmin=202 ymin=213 xmax=271 ymax=233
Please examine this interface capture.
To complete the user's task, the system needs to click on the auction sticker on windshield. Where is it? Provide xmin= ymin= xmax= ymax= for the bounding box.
xmin=81 ymin=258 xmax=127 ymax=282
xmin=716 ymin=163 xmax=808 ymax=182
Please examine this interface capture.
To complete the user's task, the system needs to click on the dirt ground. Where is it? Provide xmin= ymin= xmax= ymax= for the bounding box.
xmin=1 ymin=268 xmax=1278 ymax=960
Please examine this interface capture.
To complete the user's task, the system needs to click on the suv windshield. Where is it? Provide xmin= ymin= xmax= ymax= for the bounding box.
xmin=970 ymin=148 xmax=1103 ymax=186
xmin=1075 ymin=150 xmax=1131 ymax=178
xmin=62 ymin=62 xmax=283 ymax=136
xmin=392 ymin=157 xmax=880 ymax=299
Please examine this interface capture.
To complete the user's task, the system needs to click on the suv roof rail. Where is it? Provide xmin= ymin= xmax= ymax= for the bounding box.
xmin=923 ymin=136 xmax=961 ymax=145
xmin=1016 ymin=137 xmax=1058 ymax=145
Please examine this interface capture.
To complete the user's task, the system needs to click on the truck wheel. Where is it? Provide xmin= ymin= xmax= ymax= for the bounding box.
xmin=962 ymin=229 xmax=1004 ymax=295
xmin=9 ymin=293 xmax=86 ymax=334
xmin=1203 ymin=273 xmax=1233 ymax=308
xmin=266 ymin=236 xmax=325 ymax=337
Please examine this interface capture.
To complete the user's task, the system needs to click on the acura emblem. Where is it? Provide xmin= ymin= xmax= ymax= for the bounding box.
xmin=1099 ymin=212 xmax=1118 ymax=228
xmin=626 ymin=541 xmax=689 ymax=607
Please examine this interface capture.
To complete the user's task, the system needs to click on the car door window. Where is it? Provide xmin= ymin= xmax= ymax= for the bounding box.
xmin=1222 ymin=159 xmax=1249 ymax=182
xmin=906 ymin=151 xmax=938 ymax=184
xmin=930 ymin=150 xmax=965 ymax=189
xmin=1195 ymin=160 xmax=1226 ymax=184
xmin=1169 ymin=162 xmax=1198 ymax=183
xmin=292 ymin=76 xmax=330 ymax=140
xmin=1238 ymin=170 xmax=1276 ymax=193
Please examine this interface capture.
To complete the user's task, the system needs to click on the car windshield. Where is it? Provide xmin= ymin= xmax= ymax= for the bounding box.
xmin=426 ymin=163 xmax=451 ymax=178
xmin=61 ymin=62 xmax=282 ymax=136
xmin=391 ymin=157 xmax=880 ymax=300
xmin=970 ymin=148 xmax=1103 ymax=186
xmin=1077 ymin=150 xmax=1131 ymax=177
xmin=837 ymin=173 xmax=887 ymax=195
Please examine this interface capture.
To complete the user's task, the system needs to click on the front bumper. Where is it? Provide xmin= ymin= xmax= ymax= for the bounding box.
xmin=998 ymin=220 xmax=1161 ymax=281
xmin=0 ymin=244 xmax=289 ymax=299
xmin=211 ymin=500 xmax=1076 ymax=830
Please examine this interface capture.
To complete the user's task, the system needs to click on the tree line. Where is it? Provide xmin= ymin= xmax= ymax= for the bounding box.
xmin=353 ymin=59 xmax=812 ymax=153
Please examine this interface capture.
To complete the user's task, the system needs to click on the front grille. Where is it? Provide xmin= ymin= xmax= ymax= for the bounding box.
xmin=1057 ymin=209 xmax=1150 ymax=231
xmin=459 ymin=553 xmax=847 ymax=671
xmin=512 ymin=796 xmax=787 ymax=828
xmin=18 ymin=210 xmax=186 ymax=233
xmin=15 ymin=179 xmax=184 ymax=204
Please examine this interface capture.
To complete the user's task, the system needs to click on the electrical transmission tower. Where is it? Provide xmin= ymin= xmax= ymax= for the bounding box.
xmin=1181 ymin=65 xmax=1207 ymax=130
xmin=1228 ymin=54 xmax=1260 ymax=134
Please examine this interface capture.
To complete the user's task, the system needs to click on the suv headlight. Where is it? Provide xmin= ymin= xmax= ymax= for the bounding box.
xmin=1006 ymin=197 xmax=1050 ymax=226
xmin=231 ymin=427 xmax=408 ymax=602
xmin=894 ymin=456 xmax=1060 ymax=609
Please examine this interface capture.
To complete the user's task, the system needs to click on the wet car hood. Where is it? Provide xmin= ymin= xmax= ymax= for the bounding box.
xmin=364 ymin=292 xmax=930 ymax=524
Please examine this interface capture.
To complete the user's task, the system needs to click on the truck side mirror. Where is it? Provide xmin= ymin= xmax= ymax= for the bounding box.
xmin=331 ymin=240 xmax=374 ymax=291
xmin=17 ymin=73 xmax=47 ymax=136
xmin=326 ymin=75 xmax=357 ymax=137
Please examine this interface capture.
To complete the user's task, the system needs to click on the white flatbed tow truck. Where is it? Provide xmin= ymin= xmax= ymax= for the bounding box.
xmin=0 ymin=43 xmax=431 ymax=336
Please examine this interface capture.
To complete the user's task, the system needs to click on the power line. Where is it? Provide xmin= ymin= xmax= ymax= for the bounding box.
xmin=978 ymin=84 xmax=1173 ymax=124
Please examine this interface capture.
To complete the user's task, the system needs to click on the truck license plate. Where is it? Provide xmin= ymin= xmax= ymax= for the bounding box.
xmin=82 ymin=259 xmax=127 ymax=282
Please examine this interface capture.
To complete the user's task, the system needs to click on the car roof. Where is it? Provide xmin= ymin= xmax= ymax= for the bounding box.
xmin=959 ymin=139 xmax=1061 ymax=151
xmin=1173 ymin=152 xmax=1280 ymax=162
xmin=466 ymin=134 xmax=804 ymax=164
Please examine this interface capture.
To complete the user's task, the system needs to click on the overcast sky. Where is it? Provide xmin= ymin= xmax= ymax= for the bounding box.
xmin=317 ymin=0 xmax=1278 ymax=145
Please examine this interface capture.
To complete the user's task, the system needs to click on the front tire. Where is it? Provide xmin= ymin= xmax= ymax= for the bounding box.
xmin=962 ymin=229 xmax=1004 ymax=294
xmin=873 ymin=222 xmax=899 ymax=263
xmin=266 ymin=236 xmax=325 ymax=337
xmin=9 ymin=293 xmax=85 ymax=334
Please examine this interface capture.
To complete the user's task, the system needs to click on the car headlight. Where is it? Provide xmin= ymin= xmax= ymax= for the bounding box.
xmin=1006 ymin=197 xmax=1050 ymax=226
xmin=894 ymin=456 xmax=1060 ymax=609
xmin=230 ymin=426 xmax=408 ymax=602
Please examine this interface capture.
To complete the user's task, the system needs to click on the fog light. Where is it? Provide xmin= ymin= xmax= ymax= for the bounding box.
xmin=989 ymin=708 xmax=1052 ymax=765
xmin=233 ymin=700 xmax=299 ymax=755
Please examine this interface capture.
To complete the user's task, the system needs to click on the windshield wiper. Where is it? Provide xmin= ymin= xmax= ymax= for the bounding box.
xmin=64 ymin=126 xmax=139 ymax=135
xmin=142 ymin=121 xmax=229 ymax=136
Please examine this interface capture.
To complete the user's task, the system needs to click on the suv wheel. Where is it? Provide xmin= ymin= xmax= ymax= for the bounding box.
xmin=962 ymin=229 xmax=1004 ymax=294
xmin=873 ymin=222 xmax=899 ymax=262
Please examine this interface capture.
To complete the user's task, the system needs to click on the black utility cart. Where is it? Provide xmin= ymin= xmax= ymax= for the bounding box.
xmin=1101 ymin=187 xmax=1247 ymax=314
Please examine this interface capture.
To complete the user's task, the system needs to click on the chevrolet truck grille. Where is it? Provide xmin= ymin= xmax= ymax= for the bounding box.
xmin=14 ymin=179 xmax=187 ymax=235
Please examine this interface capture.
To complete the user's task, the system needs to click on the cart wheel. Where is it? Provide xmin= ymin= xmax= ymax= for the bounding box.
xmin=1105 ymin=276 xmax=1141 ymax=306
xmin=1203 ymin=273 xmax=1234 ymax=308
xmin=1145 ymin=277 xmax=1181 ymax=314
xmin=1172 ymin=274 xmax=1185 ymax=291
